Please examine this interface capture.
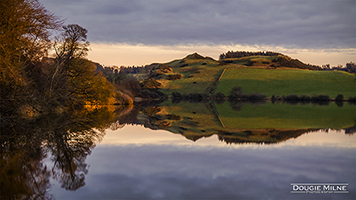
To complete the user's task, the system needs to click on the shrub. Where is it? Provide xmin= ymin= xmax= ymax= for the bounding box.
xmin=214 ymin=92 xmax=225 ymax=99
xmin=283 ymin=94 xmax=300 ymax=101
xmin=172 ymin=92 xmax=182 ymax=99
xmin=271 ymin=95 xmax=282 ymax=102
xmin=300 ymin=95 xmax=311 ymax=103
xmin=228 ymin=86 xmax=244 ymax=99
xmin=311 ymin=94 xmax=330 ymax=102
xmin=246 ymin=93 xmax=267 ymax=101
xmin=167 ymin=74 xmax=182 ymax=80
xmin=311 ymin=94 xmax=330 ymax=105
xmin=283 ymin=94 xmax=300 ymax=104
xmin=335 ymin=94 xmax=344 ymax=102
xmin=246 ymin=60 xmax=256 ymax=66
xmin=348 ymin=96 xmax=356 ymax=104
xmin=166 ymin=114 xmax=181 ymax=120
xmin=141 ymin=78 xmax=161 ymax=89
xmin=187 ymin=93 xmax=203 ymax=102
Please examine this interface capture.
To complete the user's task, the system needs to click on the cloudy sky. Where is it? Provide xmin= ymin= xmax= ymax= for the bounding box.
xmin=39 ymin=0 xmax=356 ymax=66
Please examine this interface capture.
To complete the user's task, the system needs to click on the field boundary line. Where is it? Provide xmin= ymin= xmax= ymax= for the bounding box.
xmin=210 ymin=103 xmax=226 ymax=128
xmin=217 ymin=113 xmax=225 ymax=128
xmin=211 ymin=68 xmax=227 ymax=94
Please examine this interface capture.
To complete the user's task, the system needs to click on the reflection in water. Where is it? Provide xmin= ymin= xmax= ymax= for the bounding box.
xmin=52 ymin=128 xmax=356 ymax=200
xmin=0 ymin=105 xmax=129 ymax=199
xmin=117 ymin=101 xmax=356 ymax=144
xmin=1 ymin=101 xmax=355 ymax=199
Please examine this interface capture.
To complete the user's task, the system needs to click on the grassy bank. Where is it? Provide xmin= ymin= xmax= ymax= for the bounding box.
xmin=215 ymin=68 xmax=356 ymax=98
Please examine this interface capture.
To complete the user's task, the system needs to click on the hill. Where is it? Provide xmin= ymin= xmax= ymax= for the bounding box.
xmin=129 ymin=52 xmax=355 ymax=99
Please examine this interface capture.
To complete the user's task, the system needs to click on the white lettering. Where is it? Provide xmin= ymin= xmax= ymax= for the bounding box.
xmin=324 ymin=185 xmax=330 ymax=190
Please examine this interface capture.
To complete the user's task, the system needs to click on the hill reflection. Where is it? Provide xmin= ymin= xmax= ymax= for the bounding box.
xmin=1 ymin=101 xmax=354 ymax=198
xmin=114 ymin=101 xmax=355 ymax=145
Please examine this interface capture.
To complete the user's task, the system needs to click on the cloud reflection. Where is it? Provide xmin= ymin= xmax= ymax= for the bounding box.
xmin=52 ymin=143 xmax=355 ymax=199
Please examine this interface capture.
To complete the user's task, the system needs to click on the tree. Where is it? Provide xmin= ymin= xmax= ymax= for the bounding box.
xmin=54 ymin=24 xmax=90 ymax=66
xmin=50 ymin=24 xmax=116 ymax=106
xmin=50 ymin=24 xmax=90 ymax=93
xmin=0 ymin=0 xmax=61 ymax=86
xmin=0 ymin=0 xmax=61 ymax=116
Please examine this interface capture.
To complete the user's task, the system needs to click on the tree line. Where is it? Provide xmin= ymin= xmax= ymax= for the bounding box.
xmin=219 ymin=51 xmax=283 ymax=59
xmin=322 ymin=62 xmax=356 ymax=73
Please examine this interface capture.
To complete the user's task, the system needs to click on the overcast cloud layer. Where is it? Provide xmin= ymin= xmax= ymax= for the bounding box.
xmin=40 ymin=0 xmax=355 ymax=49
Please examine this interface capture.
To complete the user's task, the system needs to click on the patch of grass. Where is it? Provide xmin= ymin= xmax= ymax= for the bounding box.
xmin=215 ymin=101 xmax=356 ymax=129
xmin=215 ymin=68 xmax=356 ymax=98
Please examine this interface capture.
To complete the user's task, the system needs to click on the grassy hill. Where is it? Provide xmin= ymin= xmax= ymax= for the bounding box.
xmin=133 ymin=52 xmax=355 ymax=99
xmin=124 ymin=52 xmax=355 ymax=144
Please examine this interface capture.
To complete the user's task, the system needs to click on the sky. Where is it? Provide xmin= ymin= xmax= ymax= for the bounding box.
xmin=39 ymin=0 xmax=356 ymax=66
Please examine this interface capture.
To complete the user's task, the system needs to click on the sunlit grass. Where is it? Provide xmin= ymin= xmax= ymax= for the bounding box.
xmin=161 ymin=64 xmax=225 ymax=94
xmin=215 ymin=68 xmax=356 ymax=98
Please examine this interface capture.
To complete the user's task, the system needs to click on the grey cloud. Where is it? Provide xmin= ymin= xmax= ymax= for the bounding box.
xmin=40 ymin=0 xmax=355 ymax=49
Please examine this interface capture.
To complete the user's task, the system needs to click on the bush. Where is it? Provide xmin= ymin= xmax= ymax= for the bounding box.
xmin=300 ymin=95 xmax=311 ymax=103
xmin=283 ymin=94 xmax=300 ymax=104
xmin=172 ymin=92 xmax=182 ymax=99
xmin=335 ymin=94 xmax=344 ymax=101
xmin=141 ymin=78 xmax=161 ymax=89
xmin=214 ymin=92 xmax=225 ymax=99
xmin=187 ymin=93 xmax=203 ymax=102
xmin=283 ymin=94 xmax=300 ymax=101
xmin=167 ymin=74 xmax=182 ymax=80
xmin=228 ymin=86 xmax=243 ymax=99
xmin=245 ymin=93 xmax=267 ymax=101
xmin=311 ymin=94 xmax=330 ymax=102
xmin=348 ymin=96 xmax=356 ymax=104
xmin=310 ymin=94 xmax=330 ymax=105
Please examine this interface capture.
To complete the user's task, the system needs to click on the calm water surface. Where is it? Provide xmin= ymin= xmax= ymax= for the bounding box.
xmin=2 ymin=103 xmax=355 ymax=199
xmin=49 ymin=125 xmax=356 ymax=200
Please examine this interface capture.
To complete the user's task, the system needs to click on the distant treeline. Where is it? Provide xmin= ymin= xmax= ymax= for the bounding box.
xmin=219 ymin=51 xmax=283 ymax=59
xmin=322 ymin=62 xmax=356 ymax=73
xmin=219 ymin=51 xmax=356 ymax=72
xmin=103 ymin=64 xmax=161 ymax=76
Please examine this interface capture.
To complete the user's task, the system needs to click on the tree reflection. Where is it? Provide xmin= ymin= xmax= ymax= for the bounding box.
xmin=0 ymin=105 xmax=128 ymax=199
xmin=1 ymin=114 xmax=52 ymax=199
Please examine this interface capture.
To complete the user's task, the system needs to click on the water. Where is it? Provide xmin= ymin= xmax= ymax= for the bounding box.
xmin=47 ymin=127 xmax=355 ymax=200
xmin=1 ymin=102 xmax=355 ymax=199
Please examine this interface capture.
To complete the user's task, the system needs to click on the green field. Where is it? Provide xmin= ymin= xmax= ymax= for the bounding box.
xmin=215 ymin=68 xmax=356 ymax=98
xmin=215 ymin=102 xmax=356 ymax=129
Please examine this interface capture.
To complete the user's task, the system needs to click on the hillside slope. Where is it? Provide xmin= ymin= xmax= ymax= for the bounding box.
xmin=132 ymin=52 xmax=355 ymax=99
